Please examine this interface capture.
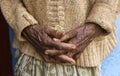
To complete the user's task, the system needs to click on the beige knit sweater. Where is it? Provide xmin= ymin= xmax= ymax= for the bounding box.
xmin=0 ymin=0 xmax=120 ymax=67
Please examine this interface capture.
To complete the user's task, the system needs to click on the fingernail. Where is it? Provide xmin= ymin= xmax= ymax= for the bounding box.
xmin=45 ymin=50 xmax=59 ymax=55
xmin=69 ymin=44 xmax=76 ymax=49
xmin=58 ymin=55 xmax=76 ymax=65
xmin=45 ymin=50 xmax=49 ymax=55
xmin=53 ymin=38 xmax=61 ymax=42
xmin=72 ymin=45 xmax=76 ymax=49
xmin=69 ymin=59 xmax=76 ymax=64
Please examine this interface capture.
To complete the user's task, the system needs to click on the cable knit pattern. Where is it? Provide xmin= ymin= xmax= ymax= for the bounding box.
xmin=46 ymin=0 xmax=65 ymax=28
xmin=0 ymin=0 xmax=120 ymax=67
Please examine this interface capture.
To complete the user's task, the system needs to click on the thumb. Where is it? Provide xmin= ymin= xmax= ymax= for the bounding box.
xmin=57 ymin=55 xmax=76 ymax=65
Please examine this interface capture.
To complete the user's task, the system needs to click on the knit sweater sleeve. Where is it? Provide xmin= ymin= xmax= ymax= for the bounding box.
xmin=0 ymin=0 xmax=38 ymax=41
xmin=86 ymin=0 xmax=120 ymax=35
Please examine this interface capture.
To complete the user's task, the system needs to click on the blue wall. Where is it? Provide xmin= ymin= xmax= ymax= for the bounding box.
xmin=9 ymin=16 xmax=120 ymax=76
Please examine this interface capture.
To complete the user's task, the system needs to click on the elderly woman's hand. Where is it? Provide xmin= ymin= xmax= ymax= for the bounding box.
xmin=60 ymin=23 xmax=105 ymax=60
xmin=21 ymin=24 xmax=76 ymax=64
xmin=47 ymin=23 xmax=105 ymax=61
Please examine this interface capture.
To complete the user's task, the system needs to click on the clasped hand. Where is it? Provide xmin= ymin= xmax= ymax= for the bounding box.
xmin=22 ymin=23 xmax=104 ymax=65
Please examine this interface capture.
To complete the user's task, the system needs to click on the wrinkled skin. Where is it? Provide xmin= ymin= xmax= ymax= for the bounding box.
xmin=22 ymin=24 xmax=76 ymax=64
xmin=60 ymin=23 xmax=106 ymax=60
xmin=22 ymin=23 xmax=105 ymax=64
xmin=46 ymin=23 xmax=105 ymax=61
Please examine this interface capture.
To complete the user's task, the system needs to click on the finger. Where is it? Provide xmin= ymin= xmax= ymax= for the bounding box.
xmin=42 ymin=32 xmax=76 ymax=50
xmin=60 ymin=30 xmax=77 ymax=42
xmin=41 ymin=54 xmax=74 ymax=64
xmin=49 ymin=41 xmax=76 ymax=50
xmin=57 ymin=55 xmax=76 ymax=65
xmin=40 ymin=54 xmax=60 ymax=63
xmin=41 ymin=53 xmax=75 ymax=64
xmin=45 ymin=49 xmax=66 ymax=55
xmin=45 ymin=49 xmax=75 ymax=56
xmin=73 ymin=42 xmax=90 ymax=60
xmin=45 ymin=26 xmax=64 ymax=38
xmin=53 ymin=38 xmax=77 ymax=50
xmin=53 ymin=38 xmax=61 ymax=42
xmin=66 ymin=42 xmax=89 ymax=60
xmin=68 ymin=37 xmax=78 ymax=45
xmin=73 ymin=37 xmax=93 ymax=60
xmin=67 ymin=36 xmax=94 ymax=59
xmin=69 ymin=36 xmax=89 ymax=46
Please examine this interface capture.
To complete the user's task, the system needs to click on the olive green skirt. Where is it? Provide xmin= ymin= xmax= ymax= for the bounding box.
xmin=14 ymin=54 xmax=101 ymax=76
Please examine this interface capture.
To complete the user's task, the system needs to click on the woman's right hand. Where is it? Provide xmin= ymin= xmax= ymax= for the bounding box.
xmin=22 ymin=24 xmax=76 ymax=64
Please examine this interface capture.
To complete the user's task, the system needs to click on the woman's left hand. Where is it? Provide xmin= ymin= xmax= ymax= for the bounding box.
xmin=46 ymin=23 xmax=105 ymax=61
xmin=60 ymin=23 xmax=105 ymax=60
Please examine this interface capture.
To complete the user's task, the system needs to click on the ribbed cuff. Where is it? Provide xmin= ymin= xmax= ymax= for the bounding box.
xmin=15 ymin=12 xmax=38 ymax=41
xmin=86 ymin=3 xmax=116 ymax=34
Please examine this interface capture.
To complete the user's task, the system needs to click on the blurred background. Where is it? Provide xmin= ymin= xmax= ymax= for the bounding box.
xmin=101 ymin=16 xmax=120 ymax=76
xmin=0 ymin=10 xmax=120 ymax=76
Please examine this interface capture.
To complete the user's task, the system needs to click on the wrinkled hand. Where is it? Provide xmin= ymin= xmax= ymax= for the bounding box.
xmin=60 ymin=23 xmax=105 ymax=60
xmin=22 ymin=24 xmax=76 ymax=64
xmin=47 ymin=23 xmax=105 ymax=61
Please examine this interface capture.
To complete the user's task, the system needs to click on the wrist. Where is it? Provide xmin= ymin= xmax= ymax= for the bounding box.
xmin=21 ymin=24 xmax=39 ymax=37
xmin=85 ymin=22 xmax=107 ymax=35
